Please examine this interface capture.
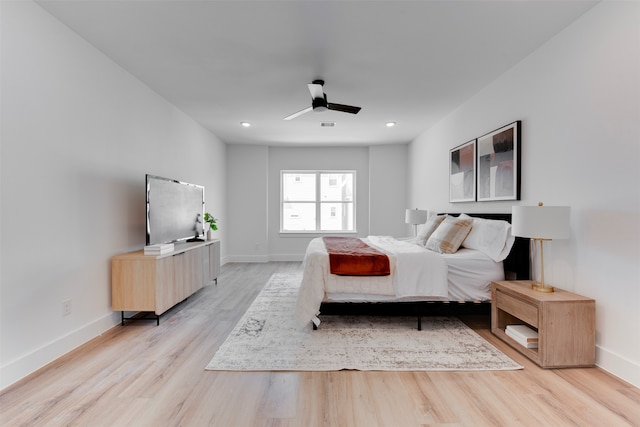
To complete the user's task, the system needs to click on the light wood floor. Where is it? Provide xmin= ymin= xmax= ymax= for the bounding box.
xmin=1 ymin=262 xmax=638 ymax=426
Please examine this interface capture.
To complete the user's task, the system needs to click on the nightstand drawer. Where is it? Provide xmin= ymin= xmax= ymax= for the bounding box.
xmin=496 ymin=291 xmax=538 ymax=327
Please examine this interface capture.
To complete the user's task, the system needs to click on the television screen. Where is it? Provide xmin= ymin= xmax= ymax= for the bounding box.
xmin=146 ymin=174 xmax=204 ymax=245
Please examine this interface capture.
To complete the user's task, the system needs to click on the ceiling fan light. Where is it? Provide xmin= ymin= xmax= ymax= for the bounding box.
xmin=312 ymin=97 xmax=328 ymax=112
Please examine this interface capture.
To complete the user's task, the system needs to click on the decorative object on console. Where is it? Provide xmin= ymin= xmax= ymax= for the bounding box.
xmin=512 ymin=202 xmax=570 ymax=292
xmin=477 ymin=121 xmax=521 ymax=202
xmin=187 ymin=213 xmax=204 ymax=242
xmin=143 ymin=243 xmax=174 ymax=255
xmin=405 ymin=208 xmax=429 ymax=237
xmin=204 ymin=212 xmax=218 ymax=240
xmin=449 ymin=139 xmax=476 ymax=202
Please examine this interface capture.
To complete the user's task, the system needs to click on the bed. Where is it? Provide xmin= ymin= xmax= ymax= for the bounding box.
xmin=295 ymin=213 xmax=530 ymax=329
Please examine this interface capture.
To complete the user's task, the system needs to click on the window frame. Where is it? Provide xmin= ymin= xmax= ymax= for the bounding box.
xmin=280 ymin=170 xmax=357 ymax=234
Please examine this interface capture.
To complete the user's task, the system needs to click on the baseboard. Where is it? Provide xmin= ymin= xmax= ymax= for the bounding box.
xmin=225 ymin=254 xmax=270 ymax=263
xmin=596 ymin=345 xmax=640 ymax=388
xmin=225 ymin=254 xmax=304 ymax=262
xmin=0 ymin=312 xmax=120 ymax=390
xmin=269 ymin=254 xmax=304 ymax=262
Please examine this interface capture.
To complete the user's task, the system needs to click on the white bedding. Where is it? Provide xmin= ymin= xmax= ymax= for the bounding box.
xmin=442 ymin=248 xmax=505 ymax=300
xmin=294 ymin=236 xmax=504 ymax=327
xmin=295 ymin=236 xmax=449 ymax=326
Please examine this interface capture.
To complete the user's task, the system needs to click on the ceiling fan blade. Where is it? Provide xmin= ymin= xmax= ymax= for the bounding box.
xmin=308 ymin=83 xmax=325 ymax=100
xmin=283 ymin=106 xmax=313 ymax=120
xmin=327 ymin=103 xmax=361 ymax=114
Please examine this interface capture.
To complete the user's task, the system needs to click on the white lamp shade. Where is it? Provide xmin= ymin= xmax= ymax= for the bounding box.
xmin=405 ymin=209 xmax=429 ymax=225
xmin=512 ymin=205 xmax=570 ymax=239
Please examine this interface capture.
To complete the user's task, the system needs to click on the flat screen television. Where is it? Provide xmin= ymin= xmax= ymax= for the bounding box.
xmin=146 ymin=174 xmax=205 ymax=245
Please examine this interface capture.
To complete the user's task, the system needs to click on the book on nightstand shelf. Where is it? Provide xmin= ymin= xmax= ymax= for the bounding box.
xmin=505 ymin=325 xmax=539 ymax=349
xmin=144 ymin=243 xmax=175 ymax=255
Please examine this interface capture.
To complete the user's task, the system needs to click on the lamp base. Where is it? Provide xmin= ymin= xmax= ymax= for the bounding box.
xmin=531 ymin=283 xmax=555 ymax=293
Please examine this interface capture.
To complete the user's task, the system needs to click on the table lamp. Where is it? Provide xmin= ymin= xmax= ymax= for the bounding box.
xmin=405 ymin=208 xmax=429 ymax=237
xmin=512 ymin=203 xmax=570 ymax=292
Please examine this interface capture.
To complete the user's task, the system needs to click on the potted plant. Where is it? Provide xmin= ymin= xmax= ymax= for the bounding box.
xmin=204 ymin=212 xmax=218 ymax=240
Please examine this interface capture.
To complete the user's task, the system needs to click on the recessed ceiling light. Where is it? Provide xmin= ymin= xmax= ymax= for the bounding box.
xmin=385 ymin=122 xmax=396 ymax=127
xmin=240 ymin=121 xmax=252 ymax=127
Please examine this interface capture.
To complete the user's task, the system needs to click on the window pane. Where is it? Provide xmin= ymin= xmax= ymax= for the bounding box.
xmin=320 ymin=173 xmax=353 ymax=201
xmin=283 ymin=173 xmax=316 ymax=202
xmin=283 ymin=203 xmax=316 ymax=230
xmin=320 ymin=203 xmax=354 ymax=231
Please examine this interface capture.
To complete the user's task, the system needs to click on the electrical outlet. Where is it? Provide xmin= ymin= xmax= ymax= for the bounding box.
xmin=62 ymin=299 xmax=71 ymax=316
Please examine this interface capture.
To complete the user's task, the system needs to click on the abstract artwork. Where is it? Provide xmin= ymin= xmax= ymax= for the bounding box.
xmin=476 ymin=121 xmax=521 ymax=201
xmin=449 ymin=139 xmax=476 ymax=202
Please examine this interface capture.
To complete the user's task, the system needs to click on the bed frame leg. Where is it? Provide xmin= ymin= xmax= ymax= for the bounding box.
xmin=417 ymin=316 xmax=422 ymax=331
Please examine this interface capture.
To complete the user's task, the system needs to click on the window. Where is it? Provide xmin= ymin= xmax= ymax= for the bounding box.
xmin=281 ymin=170 xmax=356 ymax=232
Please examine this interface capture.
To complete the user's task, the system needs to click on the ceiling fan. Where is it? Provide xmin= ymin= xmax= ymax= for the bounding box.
xmin=283 ymin=80 xmax=361 ymax=120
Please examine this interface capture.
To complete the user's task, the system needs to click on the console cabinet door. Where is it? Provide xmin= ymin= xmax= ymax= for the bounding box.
xmin=185 ymin=247 xmax=205 ymax=295
xmin=112 ymin=258 xmax=157 ymax=312
xmin=203 ymin=244 xmax=211 ymax=284
xmin=209 ymin=240 xmax=221 ymax=282
xmin=155 ymin=256 xmax=176 ymax=314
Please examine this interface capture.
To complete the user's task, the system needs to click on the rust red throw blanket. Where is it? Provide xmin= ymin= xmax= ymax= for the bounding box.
xmin=323 ymin=237 xmax=390 ymax=276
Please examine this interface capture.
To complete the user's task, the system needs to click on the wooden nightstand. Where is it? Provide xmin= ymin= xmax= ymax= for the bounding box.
xmin=491 ymin=280 xmax=595 ymax=368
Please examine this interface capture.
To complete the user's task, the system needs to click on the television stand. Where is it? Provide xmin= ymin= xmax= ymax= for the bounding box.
xmin=112 ymin=239 xmax=221 ymax=325
xmin=186 ymin=237 xmax=204 ymax=242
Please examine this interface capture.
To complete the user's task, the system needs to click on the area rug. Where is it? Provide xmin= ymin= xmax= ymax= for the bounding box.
xmin=206 ymin=273 xmax=522 ymax=371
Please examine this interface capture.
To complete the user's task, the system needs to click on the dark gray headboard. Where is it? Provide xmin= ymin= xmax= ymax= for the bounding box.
xmin=441 ymin=212 xmax=530 ymax=280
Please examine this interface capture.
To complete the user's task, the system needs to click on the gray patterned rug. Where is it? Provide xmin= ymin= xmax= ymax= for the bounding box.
xmin=206 ymin=273 xmax=522 ymax=371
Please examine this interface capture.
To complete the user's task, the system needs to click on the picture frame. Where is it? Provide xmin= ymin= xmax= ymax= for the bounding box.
xmin=449 ymin=139 xmax=476 ymax=202
xmin=476 ymin=121 xmax=521 ymax=202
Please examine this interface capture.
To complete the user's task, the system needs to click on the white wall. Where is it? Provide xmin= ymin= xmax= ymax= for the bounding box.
xmin=0 ymin=1 xmax=227 ymax=389
xmin=226 ymin=145 xmax=269 ymax=262
xmin=369 ymin=145 xmax=411 ymax=237
xmin=225 ymin=145 xmax=408 ymax=262
xmin=267 ymin=146 xmax=370 ymax=260
xmin=408 ymin=1 xmax=640 ymax=387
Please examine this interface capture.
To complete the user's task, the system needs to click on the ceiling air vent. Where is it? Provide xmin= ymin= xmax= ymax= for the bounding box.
xmin=321 ymin=122 xmax=336 ymax=127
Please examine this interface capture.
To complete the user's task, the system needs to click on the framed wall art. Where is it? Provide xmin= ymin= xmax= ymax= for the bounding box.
xmin=476 ymin=121 xmax=521 ymax=202
xmin=449 ymin=139 xmax=476 ymax=202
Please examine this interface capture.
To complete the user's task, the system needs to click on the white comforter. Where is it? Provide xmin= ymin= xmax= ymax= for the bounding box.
xmin=295 ymin=236 xmax=448 ymax=326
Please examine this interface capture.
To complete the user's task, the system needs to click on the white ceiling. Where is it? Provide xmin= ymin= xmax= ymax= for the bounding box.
xmin=37 ymin=0 xmax=598 ymax=146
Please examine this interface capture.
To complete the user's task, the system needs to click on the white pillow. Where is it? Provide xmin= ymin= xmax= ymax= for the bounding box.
xmin=460 ymin=213 xmax=515 ymax=262
xmin=416 ymin=215 xmax=447 ymax=247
